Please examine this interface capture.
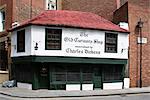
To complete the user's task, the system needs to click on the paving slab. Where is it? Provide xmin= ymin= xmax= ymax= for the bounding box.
xmin=0 ymin=85 xmax=150 ymax=98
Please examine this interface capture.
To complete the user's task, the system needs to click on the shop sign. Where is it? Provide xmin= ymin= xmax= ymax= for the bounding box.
xmin=63 ymin=31 xmax=104 ymax=56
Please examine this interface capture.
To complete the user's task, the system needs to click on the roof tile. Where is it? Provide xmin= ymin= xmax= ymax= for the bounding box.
xmin=12 ymin=10 xmax=128 ymax=33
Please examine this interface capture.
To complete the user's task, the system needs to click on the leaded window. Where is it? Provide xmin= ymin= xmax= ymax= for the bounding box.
xmin=45 ymin=28 xmax=62 ymax=50
xmin=17 ymin=29 xmax=25 ymax=52
xmin=105 ymin=33 xmax=118 ymax=53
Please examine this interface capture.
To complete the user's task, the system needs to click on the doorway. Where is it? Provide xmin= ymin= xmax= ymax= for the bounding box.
xmin=39 ymin=64 xmax=49 ymax=89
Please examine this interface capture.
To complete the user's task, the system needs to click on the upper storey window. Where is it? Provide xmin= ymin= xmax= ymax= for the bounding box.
xmin=45 ymin=28 xmax=62 ymax=50
xmin=0 ymin=9 xmax=5 ymax=32
xmin=46 ymin=0 xmax=57 ymax=10
xmin=17 ymin=30 xmax=25 ymax=52
xmin=105 ymin=33 xmax=118 ymax=53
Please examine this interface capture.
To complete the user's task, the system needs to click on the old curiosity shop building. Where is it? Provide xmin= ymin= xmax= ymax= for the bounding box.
xmin=10 ymin=10 xmax=129 ymax=90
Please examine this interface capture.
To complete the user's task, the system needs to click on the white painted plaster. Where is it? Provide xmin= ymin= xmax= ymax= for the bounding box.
xmin=11 ymin=25 xmax=129 ymax=59
xmin=17 ymin=82 xmax=32 ymax=90
xmin=103 ymin=82 xmax=123 ymax=90
xmin=82 ymin=84 xmax=93 ymax=90
xmin=119 ymin=22 xmax=129 ymax=30
xmin=11 ymin=26 xmax=31 ymax=57
xmin=124 ymin=78 xmax=130 ymax=88
xmin=66 ymin=84 xmax=80 ymax=91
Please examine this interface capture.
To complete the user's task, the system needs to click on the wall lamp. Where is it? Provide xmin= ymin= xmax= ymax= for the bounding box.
xmin=34 ymin=42 xmax=38 ymax=50
xmin=137 ymin=18 xmax=144 ymax=28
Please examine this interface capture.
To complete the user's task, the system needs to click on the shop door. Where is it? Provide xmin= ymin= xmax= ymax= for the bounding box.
xmin=39 ymin=66 xmax=49 ymax=89
xmin=93 ymin=67 xmax=102 ymax=89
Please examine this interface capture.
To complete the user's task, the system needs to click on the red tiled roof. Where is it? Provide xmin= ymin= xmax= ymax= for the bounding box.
xmin=11 ymin=10 xmax=129 ymax=33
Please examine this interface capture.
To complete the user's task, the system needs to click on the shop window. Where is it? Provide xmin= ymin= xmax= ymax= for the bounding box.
xmin=52 ymin=67 xmax=66 ymax=82
xmin=45 ymin=28 xmax=62 ymax=50
xmin=46 ymin=0 xmax=57 ymax=10
xmin=105 ymin=33 xmax=118 ymax=53
xmin=103 ymin=65 xmax=122 ymax=82
xmin=17 ymin=30 xmax=25 ymax=52
xmin=15 ymin=64 xmax=33 ymax=83
xmin=0 ymin=9 xmax=5 ymax=32
xmin=0 ymin=41 xmax=8 ymax=71
xmin=67 ymin=67 xmax=80 ymax=82
xmin=82 ymin=67 xmax=92 ymax=83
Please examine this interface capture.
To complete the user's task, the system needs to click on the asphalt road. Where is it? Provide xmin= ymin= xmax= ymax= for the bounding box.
xmin=0 ymin=93 xmax=150 ymax=100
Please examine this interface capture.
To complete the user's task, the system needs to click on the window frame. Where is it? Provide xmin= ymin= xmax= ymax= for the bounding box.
xmin=46 ymin=0 xmax=57 ymax=10
xmin=17 ymin=29 xmax=25 ymax=52
xmin=45 ymin=28 xmax=62 ymax=50
xmin=103 ymin=65 xmax=123 ymax=82
xmin=0 ymin=8 xmax=6 ymax=32
xmin=105 ymin=33 xmax=118 ymax=53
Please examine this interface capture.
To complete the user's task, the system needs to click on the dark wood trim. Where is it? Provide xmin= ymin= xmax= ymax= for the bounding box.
xmin=12 ymin=56 xmax=128 ymax=64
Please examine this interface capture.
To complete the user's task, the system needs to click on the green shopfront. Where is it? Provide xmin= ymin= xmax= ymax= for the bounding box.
xmin=12 ymin=56 xmax=127 ymax=90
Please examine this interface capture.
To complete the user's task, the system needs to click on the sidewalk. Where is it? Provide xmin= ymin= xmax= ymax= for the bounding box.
xmin=0 ymin=85 xmax=150 ymax=98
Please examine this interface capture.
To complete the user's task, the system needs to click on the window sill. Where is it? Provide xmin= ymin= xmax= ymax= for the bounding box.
xmin=0 ymin=30 xmax=6 ymax=33
xmin=0 ymin=70 xmax=8 ymax=74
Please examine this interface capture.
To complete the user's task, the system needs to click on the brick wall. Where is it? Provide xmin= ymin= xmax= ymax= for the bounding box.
xmin=0 ymin=0 xmax=13 ymax=37
xmin=62 ymin=0 xmax=117 ymax=21
xmin=128 ymin=0 xmax=150 ymax=87
xmin=113 ymin=2 xmax=128 ymax=24
xmin=13 ymin=0 xmax=45 ymax=23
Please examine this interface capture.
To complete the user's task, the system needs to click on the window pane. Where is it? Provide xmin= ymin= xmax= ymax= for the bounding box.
xmin=103 ymin=65 xmax=122 ymax=81
xmin=46 ymin=0 xmax=57 ymax=10
xmin=82 ymin=67 xmax=92 ymax=82
xmin=105 ymin=33 xmax=117 ymax=53
xmin=45 ymin=28 xmax=62 ymax=50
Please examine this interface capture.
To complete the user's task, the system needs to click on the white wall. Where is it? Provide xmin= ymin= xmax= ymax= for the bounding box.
xmin=17 ymin=82 xmax=32 ymax=90
xmin=103 ymin=82 xmax=123 ymax=90
xmin=11 ymin=25 xmax=129 ymax=59
xmin=66 ymin=84 xmax=80 ymax=91
xmin=11 ymin=26 xmax=31 ymax=57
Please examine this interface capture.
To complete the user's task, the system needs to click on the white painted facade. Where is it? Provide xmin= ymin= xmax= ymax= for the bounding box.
xmin=11 ymin=25 xmax=129 ymax=59
xmin=103 ymin=82 xmax=123 ymax=90
xmin=11 ymin=26 xmax=32 ymax=57
xmin=17 ymin=82 xmax=32 ymax=90
xmin=66 ymin=84 xmax=81 ymax=91
xmin=82 ymin=84 xmax=93 ymax=90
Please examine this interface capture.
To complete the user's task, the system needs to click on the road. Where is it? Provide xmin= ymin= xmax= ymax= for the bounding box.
xmin=0 ymin=93 xmax=150 ymax=100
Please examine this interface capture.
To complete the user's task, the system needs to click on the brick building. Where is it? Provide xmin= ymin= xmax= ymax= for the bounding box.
xmin=113 ymin=0 xmax=150 ymax=87
xmin=0 ymin=0 xmax=12 ymax=83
